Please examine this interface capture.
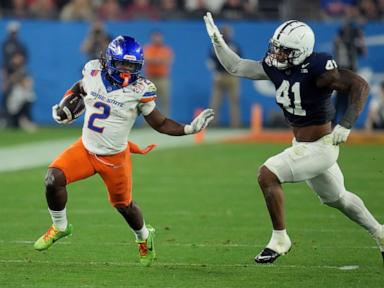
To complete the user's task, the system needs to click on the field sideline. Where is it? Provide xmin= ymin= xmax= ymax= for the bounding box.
xmin=0 ymin=128 xmax=383 ymax=287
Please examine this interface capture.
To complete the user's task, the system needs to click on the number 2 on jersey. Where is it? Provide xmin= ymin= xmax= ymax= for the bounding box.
xmin=276 ymin=80 xmax=306 ymax=116
xmin=88 ymin=102 xmax=111 ymax=133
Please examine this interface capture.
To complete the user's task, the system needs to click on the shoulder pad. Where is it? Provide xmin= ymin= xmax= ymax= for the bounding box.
xmin=138 ymin=78 xmax=157 ymax=103
xmin=82 ymin=60 xmax=102 ymax=77
xmin=309 ymin=53 xmax=338 ymax=78
xmin=146 ymin=81 xmax=157 ymax=93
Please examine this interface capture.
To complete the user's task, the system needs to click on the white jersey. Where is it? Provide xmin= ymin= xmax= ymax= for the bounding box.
xmin=81 ymin=60 xmax=157 ymax=155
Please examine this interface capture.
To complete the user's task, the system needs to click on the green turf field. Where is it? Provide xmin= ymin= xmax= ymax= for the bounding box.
xmin=0 ymin=129 xmax=383 ymax=287
xmin=0 ymin=127 xmax=81 ymax=147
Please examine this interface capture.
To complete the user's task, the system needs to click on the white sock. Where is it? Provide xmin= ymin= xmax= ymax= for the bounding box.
xmin=48 ymin=208 xmax=68 ymax=231
xmin=373 ymin=225 xmax=384 ymax=240
xmin=327 ymin=191 xmax=381 ymax=237
xmin=266 ymin=229 xmax=292 ymax=254
xmin=133 ymin=224 xmax=149 ymax=241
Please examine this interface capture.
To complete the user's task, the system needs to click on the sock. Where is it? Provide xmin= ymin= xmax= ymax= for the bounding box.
xmin=272 ymin=229 xmax=288 ymax=238
xmin=266 ymin=229 xmax=292 ymax=254
xmin=373 ymin=225 xmax=384 ymax=240
xmin=133 ymin=224 xmax=149 ymax=242
xmin=326 ymin=191 xmax=381 ymax=237
xmin=48 ymin=208 xmax=68 ymax=231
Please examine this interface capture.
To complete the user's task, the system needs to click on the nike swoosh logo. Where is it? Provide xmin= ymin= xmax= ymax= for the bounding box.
xmin=302 ymin=63 xmax=309 ymax=68
xmin=256 ymin=255 xmax=272 ymax=260
xmin=257 ymin=253 xmax=280 ymax=260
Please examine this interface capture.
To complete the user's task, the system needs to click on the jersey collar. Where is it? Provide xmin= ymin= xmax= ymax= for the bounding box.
xmin=101 ymin=70 xmax=122 ymax=93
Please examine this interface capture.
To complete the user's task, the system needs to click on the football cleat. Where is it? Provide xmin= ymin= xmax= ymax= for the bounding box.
xmin=255 ymin=247 xmax=283 ymax=264
xmin=136 ymin=225 xmax=156 ymax=267
xmin=34 ymin=224 xmax=73 ymax=251
xmin=255 ymin=230 xmax=292 ymax=264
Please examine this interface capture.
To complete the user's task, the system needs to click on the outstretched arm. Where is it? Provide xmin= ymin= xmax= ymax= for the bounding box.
xmin=144 ymin=108 xmax=214 ymax=136
xmin=144 ymin=108 xmax=185 ymax=136
xmin=317 ymin=68 xmax=369 ymax=144
xmin=204 ymin=12 xmax=269 ymax=80
xmin=213 ymin=44 xmax=269 ymax=80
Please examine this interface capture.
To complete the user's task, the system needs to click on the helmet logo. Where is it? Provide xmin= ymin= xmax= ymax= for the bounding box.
xmin=123 ymin=54 xmax=137 ymax=61
xmin=109 ymin=43 xmax=123 ymax=55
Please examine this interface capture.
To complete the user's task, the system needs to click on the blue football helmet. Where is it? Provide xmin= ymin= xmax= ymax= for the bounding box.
xmin=105 ymin=35 xmax=144 ymax=86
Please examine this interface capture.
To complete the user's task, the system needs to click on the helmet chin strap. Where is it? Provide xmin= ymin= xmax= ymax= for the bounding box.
xmin=120 ymin=72 xmax=131 ymax=87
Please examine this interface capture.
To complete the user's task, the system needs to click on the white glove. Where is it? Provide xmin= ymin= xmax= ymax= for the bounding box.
xmin=332 ymin=124 xmax=351 ymax=145
xmin=52 ymin=104 xmax=73 ymax=124
xmin=184 ymin=109 xmax=214 ymax=135
xmin=203 ymin=12 xmax=224 ymax=46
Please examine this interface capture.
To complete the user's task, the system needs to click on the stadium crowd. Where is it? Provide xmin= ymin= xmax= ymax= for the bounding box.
xmin=1 ymin=0 xmax=383 ymax=131
xmin=0 ymin=0 xmax=383 ymax=21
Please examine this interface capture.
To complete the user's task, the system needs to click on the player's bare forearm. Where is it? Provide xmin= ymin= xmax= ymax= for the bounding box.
xmin=341 ymin=70 xmax=369 ymax=128
xmin=145 ymin=108 xmax=185 ymax=136
xmin=155 ymin=118 xmax=185 ymax=136
xmin=317 ymin=69 xmax=369 ymax=128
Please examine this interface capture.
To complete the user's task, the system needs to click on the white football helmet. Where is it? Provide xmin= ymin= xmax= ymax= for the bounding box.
xmin=266 ymin=20 xmax=315 ymax=70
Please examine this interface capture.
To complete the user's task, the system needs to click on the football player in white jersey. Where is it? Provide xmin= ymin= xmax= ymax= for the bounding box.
xmin=204 ymin=13 xmax=384 ymax=264
xmin=33 ymin=35 xmax=214 ymax=267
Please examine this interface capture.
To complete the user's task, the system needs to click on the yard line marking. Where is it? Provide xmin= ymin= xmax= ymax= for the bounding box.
xmin=2 ymin=209 xmax=379 ymax=220
xmin=0 ymin=259 xmax=359 ymax=270
xmin=339 ymin=265 xmax=359 ymax=270
xmin=0 ymin=221 xmax=377 ymax=234
xmin=0 ymin=208 xmax=367 ymax=217
xmin=0 ymin=240 xmax=378 ymax=250
xmin=0 ymin=138 xmax=75 ymax=172
xmin=0 ymin=129 xmax=247 ymax=172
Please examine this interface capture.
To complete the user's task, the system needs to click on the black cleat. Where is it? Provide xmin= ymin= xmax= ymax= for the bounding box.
xmin=381 ymin=252 xmax=384 ymax=263
xmin=255 ymin=248 xmax=281 ymax=264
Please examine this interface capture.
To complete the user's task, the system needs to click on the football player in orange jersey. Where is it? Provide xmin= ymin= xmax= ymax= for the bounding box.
xmin=34 ymin=35 xmax=214 ymax=267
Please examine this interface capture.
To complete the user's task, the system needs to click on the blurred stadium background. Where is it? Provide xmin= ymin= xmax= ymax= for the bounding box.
xmin=0 ymin=0 xmax=383 ymax=128
xmin=0 ymin=1 xmax=384 ymax=287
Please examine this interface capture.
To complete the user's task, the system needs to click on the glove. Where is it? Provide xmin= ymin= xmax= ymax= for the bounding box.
xmin=203 ymin=12 xmax=224 ymax=46
xmin=184 ymin=109 xmax=214 ymax=135
xmin=52 ymin=104 xmax=73 ymax=124
xmin=332 ymin=124 xmax=351 ymax=145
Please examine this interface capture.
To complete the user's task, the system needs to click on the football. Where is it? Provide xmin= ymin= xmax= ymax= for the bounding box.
xmin=56 ymin=92 xmax=85 ymax=121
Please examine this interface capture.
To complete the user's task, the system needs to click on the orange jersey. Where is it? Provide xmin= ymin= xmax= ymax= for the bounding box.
xmin=144 ymin=44 xmax=173 ymax=77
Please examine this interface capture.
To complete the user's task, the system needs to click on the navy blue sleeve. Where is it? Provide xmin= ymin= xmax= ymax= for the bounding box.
xmin=310 ymin=52 xmax=337 ymax=78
